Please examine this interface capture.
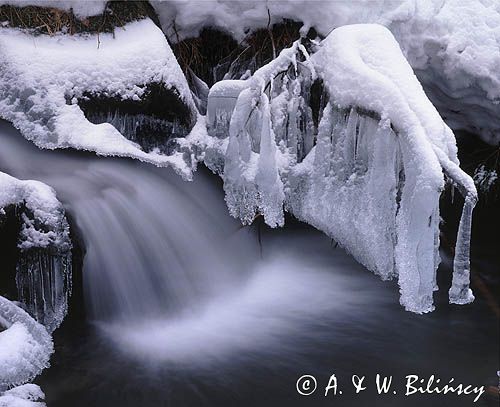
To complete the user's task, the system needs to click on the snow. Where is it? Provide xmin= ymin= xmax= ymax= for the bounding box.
xmin=0 ymin=172 xmax=69 ymax=250
xmin=207 ymin=24 xmax=476 ymax=313
xmin=154 ymin=0 xmax=500 ymax=145
xmin=0 ymin=296 xmax=53 ymax=390
xmin=0 ymin=18 xmax=199 ymax=179
xmin=0 ymin=384 xmax=46 ymax=407
xmin=0 ymin=0 xmax=106 ymax=18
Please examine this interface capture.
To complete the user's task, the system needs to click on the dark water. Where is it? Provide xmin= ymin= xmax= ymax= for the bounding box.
xmin=0 ymin=121 xmax=498 ymax=407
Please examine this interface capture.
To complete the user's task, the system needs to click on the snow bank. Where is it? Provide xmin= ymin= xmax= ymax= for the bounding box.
xmin=0 ymin=0 xmax=106 ymax=18
xmin=207 ymin=24 xmax=476 ymax=313
xmin=0 ymin=18 xmax=199 ymax=179
xmin=0 ymin=296 xmax=53 ymax=390
xmin=0 ymin=172 xmax=72 ymax=331
xmin=155 ymin=0 xmax=500 ymax=145
xmin=0 ymin=384 xmax=46 ymax=407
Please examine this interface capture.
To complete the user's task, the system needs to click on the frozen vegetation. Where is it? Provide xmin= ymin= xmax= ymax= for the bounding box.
xmin=206 ymin=24 xmax=477 ymax=314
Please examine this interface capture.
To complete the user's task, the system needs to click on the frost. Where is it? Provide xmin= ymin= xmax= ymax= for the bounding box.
xmin=206 ymin=24 xmax=477 ymax=313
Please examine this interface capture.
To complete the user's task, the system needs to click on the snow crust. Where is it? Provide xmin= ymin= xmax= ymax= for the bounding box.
xmin=0 ymin=296 xmax=53 ymax=390
xmin=207 ymin=24 xmax=476 ymax=313
xmin=155 ymin=0 xmax=500 ymax=145
xmin=0 ymin=18 xmax=198 ymax=178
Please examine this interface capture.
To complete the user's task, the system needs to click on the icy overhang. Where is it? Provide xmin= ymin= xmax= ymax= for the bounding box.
xmin=0 ymin=18 xmax=198 ymax=177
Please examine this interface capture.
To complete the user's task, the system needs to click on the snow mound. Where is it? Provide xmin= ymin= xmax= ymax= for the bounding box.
xmin=0 ymin=384 xmax=46 ymax=407
xmin=155 ymin=0 xmax=500 ymax=145
xmin=0 ymin=18 xmax=198 ymax=179
xmin=207 ymin=24 xmax=476 ymax=313
xmin=0 ymin=172 xmax=72 ymax=332
xmin=0 ymin=296 xmax=53 ymax=390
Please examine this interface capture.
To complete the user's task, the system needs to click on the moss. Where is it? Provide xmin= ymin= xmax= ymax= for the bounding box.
xmin=0 ymin=1 xmax=158 ymax=35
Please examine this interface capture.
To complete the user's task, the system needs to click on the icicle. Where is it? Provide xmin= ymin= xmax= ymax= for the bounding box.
xmin=433 ymin=149 xmax=478 ymax=305
xmin=449 ymin=193 xmax=476 ymax=304
xmin=85 ymin=111 xmax=187 ymax=154
xmin=255 ymin=94 xmax=285 ymax=227
xmin=222 ymin=87 xmax=261 ymax=225
xmin=16 ymin=250 xmax=72 ymax=333
xmin=343 ymin=108 xmax=358 ymax=176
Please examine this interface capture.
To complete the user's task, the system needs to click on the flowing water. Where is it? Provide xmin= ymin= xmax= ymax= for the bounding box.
xmin=0 ymin=120 xmax=498 ymax=407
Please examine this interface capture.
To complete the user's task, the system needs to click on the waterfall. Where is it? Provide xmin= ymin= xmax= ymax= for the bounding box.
xmin=0 ymin=120 xmax=256 ymax=324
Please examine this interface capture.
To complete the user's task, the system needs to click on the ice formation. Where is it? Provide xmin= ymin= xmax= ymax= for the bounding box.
xmin=206 ymin=24 xmax=477 ymax=313
xmin=0 ymin=296 xmax=54 ymax=390
xmin=0 ymin=172 xmax=72 ymax=332
xmin=0 ymin=18 xmax=199 ymax=178
xmin=155 ymin=0 xmax=500 ymax=145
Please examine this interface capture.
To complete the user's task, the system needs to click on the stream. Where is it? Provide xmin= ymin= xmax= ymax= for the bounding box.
xmin=0 ymin=120 xmax=497 ymax=407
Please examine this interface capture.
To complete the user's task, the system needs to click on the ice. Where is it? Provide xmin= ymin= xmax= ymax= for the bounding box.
xmin=16 ymin=251 xmax=72 ymax=333
xmin=0 ymin=18 xmax=199 ymax=178
xmin=0 ymin=296 xmax=53 ymax=389
xmin=0 ymin=172 xmax=72 ymax=331
xmin=255 ymin=93 xmax=285 ymax=227
xmin=207 ymin=24 xmax=477 ymax=313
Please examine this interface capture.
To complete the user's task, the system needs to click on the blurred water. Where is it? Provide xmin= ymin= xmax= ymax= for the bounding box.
xmin=0 ymin=121 xmax=497 ymax=407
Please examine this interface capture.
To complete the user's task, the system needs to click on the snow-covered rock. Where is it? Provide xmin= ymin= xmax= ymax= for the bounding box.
xmin=0 ymin=18 xmax=199 ymax=179
xmin=155 ymin=0 xmax=500 ymax=145
xmin=207 ymin=24 xmax=476 ymax=313
xmin=0 ymin=172 xmax=72 ymax=332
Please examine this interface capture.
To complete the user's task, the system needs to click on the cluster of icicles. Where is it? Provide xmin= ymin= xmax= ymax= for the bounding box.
xmin=205 ymin=37 xmax=477 ymax=314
